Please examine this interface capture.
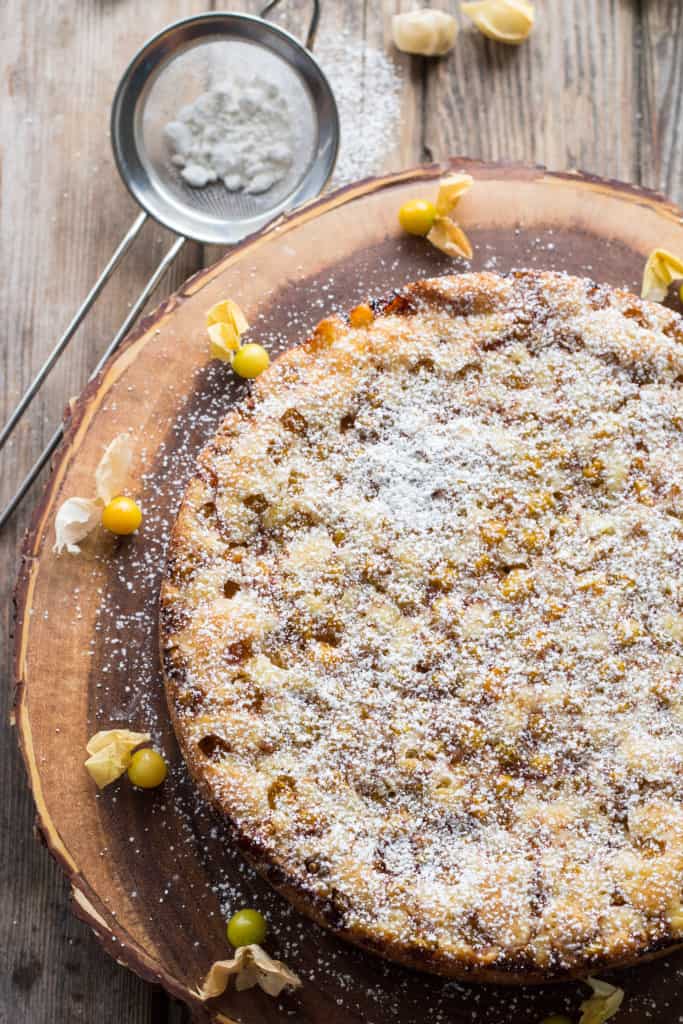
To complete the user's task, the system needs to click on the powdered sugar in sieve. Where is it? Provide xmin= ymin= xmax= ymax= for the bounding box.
xmin=164 ymin=75 xmax=295 ymax=195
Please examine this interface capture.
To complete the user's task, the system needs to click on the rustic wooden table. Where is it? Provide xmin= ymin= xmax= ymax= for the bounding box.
xmin=2 ymin=2 xmax=683 ymax=1021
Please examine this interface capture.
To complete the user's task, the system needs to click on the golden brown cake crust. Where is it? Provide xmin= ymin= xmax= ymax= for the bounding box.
xmin=161 ymin=271 xmax=683 ymax=983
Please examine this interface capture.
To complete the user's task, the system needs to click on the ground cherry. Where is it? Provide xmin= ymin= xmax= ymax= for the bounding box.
xmin=226 ymin=908 xmax=267 ymax=948
xmin=398 ymin=198 xmax=437 ymax=236
xmin=349 ymin=303 xmax=375 ymax=328
xmin=127 ymin=748 xmax=168 ymax=788
xmin=232 ymin=343 xmax=270 ymax=379
xmin=101 ymin=495 xmax=142 ymax=535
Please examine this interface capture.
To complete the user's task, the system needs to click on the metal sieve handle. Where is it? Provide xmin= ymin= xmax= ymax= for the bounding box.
xmin=0 ymin=211 xmax=148 ymax=456
xmin=0 ymin=233 xmax=186 ymax=532
xmin=260 ymin=0 xmax=320 ymax=50
xmin=0 ymin=1 xmax=325 ymax=531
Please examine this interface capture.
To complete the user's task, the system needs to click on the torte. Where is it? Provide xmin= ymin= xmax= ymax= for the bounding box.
xmin=161 ymin=271 xmax=683 ymax=982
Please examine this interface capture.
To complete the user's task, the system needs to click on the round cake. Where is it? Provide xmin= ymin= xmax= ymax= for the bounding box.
xmin=161 ymin=270 xmax=683 ymax=982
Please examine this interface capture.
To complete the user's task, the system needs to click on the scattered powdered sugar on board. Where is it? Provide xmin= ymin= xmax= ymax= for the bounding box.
xmin=317 ymin=35 xmax=403 ymax=188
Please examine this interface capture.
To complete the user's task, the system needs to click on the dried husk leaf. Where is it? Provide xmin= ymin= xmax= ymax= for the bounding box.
xmin=54 ymin=432 xmax=136 ymax=554
xmin=579 ymin=978 xmax=625 ymax=1024
xmin=641 ymin=248 xmax=683 ymax=303
xmin=461 ymin=0 xmax=535 ymax=44
xmin=206 ymin=299 xmax=249 ymax=335
xmin=427 ymin=216 xmax=473 ymax=260
xmin=95 ymin=433 xmax=135 ymax=504
xmin=208 ymin=321 xmax=240 ymax=361
xmin=424 ymin=173 xmax=473 ymax=260
xmin=53 ymin=497 xmax=102 ymax=555
xmin=435 ymin=172 xmax=474 ymax=216
xmin=392 ymin=10 xmax=458 ymax=56
xmin=206 ymin=299 xmax=249 ymax=362
xmin=197 ymin=944 xmax=302 ymax=1001
xmin=85 ymin=729 xmax=151 ymax=789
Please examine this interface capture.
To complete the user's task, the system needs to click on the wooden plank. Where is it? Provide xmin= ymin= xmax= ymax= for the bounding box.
xmin=424 ymin=0 xmax=640 ymax=183
xmin=0 ymin=2 xmax=205 ymax=525
xmin=0 ymin=3 xmax=207 ymax=1022
xmin=638 ymin=0 xmax=683 ymax=206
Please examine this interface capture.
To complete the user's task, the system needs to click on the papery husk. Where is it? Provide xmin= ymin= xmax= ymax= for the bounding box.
xmin=197 ymin=944 xmax=302 ymax=1001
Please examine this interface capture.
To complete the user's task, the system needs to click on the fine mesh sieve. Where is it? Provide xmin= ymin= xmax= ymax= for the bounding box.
xmin=0 ymin=1 xmax=338 ymax=529
xmin=112 ymin=8 xmax=339 ymax=244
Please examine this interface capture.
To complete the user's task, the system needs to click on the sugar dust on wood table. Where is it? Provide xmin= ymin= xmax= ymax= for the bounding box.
xmin=2 ymin=2 xmax=683 ymax=1023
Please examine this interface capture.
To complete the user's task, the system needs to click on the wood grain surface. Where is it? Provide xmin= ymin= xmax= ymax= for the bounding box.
xmin=2 ymin=3 xmax=683 ymax=1023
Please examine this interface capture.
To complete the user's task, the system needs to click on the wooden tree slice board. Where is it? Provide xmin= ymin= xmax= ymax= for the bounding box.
xmin=13 ymin=159 xmax=683 ymax=1024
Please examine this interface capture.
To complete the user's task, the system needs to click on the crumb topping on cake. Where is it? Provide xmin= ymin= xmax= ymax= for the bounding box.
xmin=161 ymin=271 xmax=683 ymax=980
